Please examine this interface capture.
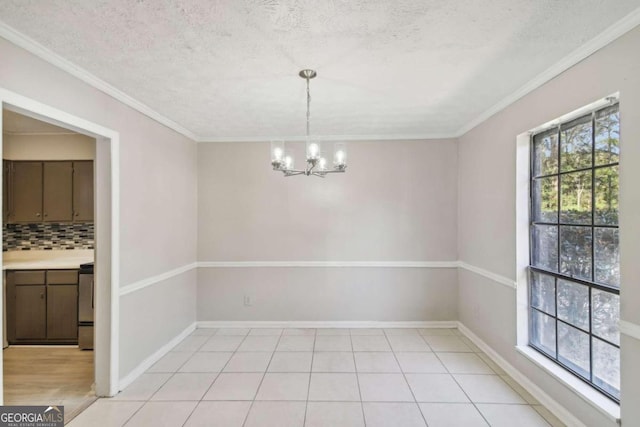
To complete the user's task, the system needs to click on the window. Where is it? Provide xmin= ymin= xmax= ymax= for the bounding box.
xmin=529 ymin=103 xmax=620 ymax=401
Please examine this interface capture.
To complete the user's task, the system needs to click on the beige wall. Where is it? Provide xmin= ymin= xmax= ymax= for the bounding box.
xmin=457 ymin=25 xmax=640 ymax=426
xmin=0 ymin=38 xmax=198 ymax=382
xmin=197 ymin=139 xmax=459 ymax=321
xmin=3 ymin=132 xmax=95 ymax=160
xmin=198 ymin=140 xmax=457 ymax=261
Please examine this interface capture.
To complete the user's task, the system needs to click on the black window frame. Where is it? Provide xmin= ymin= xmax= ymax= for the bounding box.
xmin=529 ymin=102 xmax=620 ymax=402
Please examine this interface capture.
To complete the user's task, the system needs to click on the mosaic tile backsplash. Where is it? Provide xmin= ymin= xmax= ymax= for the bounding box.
xmin=3 ymin=222 xmax=94 ymax=251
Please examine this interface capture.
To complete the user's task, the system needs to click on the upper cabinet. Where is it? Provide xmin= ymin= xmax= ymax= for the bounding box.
xmin=11 ymin=161 xmax=44 ymax=223
xmin=73 ymin=161 xmax=94 ymax=221
xmin=3 ymin=160 xmax=10 ymax=223
xmin=43 ymin=161 xmax=73 ymax=222
xmin=5 ymin=160 xmax=93 ymax=223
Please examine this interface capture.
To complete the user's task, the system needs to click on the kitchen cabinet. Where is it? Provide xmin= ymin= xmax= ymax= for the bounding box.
xmin=4 ymin=160 xmax=93 ymax=223
xmin=10 ymin=161 xmax=43 ymax=223
xmin=6 ymin=269 xmax=79 ymax=344
xmin=43 ymin=161 xmax=73 ymax=222
xmin=73 ymin=161 xmax=93 ymax=221
xmin=14 ymin=285 xmax=47 ymax=340
xmin=3 ymin=160 xmax=9 ymax=222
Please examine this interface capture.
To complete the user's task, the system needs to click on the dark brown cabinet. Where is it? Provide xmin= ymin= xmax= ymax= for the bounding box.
xmin=4 ymin=160 xmax=93 ymax=223
xmin=6 ymin=269 xmax=79 ymax=344
xmin=47 ymin=286 xmax=78 ymax=339
xmin=43 ymin=161 xmax=73 ymax=222
xmin=73 ymin=161 xmax=93 ymax=221
xmin=10 ymin=161 xmax=43 ymax=223
xmin=15 ymin=285 xmax=47 ymax=340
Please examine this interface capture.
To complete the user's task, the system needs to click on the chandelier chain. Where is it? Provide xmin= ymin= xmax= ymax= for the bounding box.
xmin=306 ymin=76 xmax=311 ymax=137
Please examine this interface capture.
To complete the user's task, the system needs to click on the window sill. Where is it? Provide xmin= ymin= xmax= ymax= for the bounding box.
xmin=515 ymin=345 xmax=620 ymax=424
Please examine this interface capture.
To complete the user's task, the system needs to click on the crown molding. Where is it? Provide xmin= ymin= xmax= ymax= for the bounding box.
xmin=196 ymin=133 xmax=457 ymax=143
xmin=0 ymin=21 xmax=199 ymax=141
xmin=454 ymin=7 xmax=640 ymax=138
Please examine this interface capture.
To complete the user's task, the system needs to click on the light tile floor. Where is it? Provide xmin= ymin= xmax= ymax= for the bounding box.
xmin=68 ymin=328 xmax=565 ymax=426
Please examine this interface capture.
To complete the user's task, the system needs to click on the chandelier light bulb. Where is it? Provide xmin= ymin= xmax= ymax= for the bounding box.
xmin=273 ymin=147 xmax=283 ymax=160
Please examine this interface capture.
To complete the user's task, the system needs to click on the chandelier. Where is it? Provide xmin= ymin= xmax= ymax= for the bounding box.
xmin=270 ymin=69 xmax=347 ymax=177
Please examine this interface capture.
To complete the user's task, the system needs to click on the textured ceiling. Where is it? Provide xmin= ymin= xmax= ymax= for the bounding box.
xmin=3 ymin=109 xmax=73 ymax=134
xmin=0 ymin=1 xmax=638 ymax=140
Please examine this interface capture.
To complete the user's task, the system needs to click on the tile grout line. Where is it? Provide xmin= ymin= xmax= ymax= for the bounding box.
xmin=385 ymin=329 xmax=431 ymax=427
xmin=118 ymin=362 xmax=179 ymax=426
xmin=349 ymin=330 xmax=367 ymax=426
xmin=443 ymin=331 xmax=553 ymax=426
xmin=303 ymin=329 xmax=318 ymax=426
xmin=179 ymin=328 xmax=233 ymax=427
xmin=430 ymin=346 xmax=494 ymax=426
xmin=241 ymin=328 xmax=285 ymax=427
xmin=120 ymin=329 xmax=218 ymax=426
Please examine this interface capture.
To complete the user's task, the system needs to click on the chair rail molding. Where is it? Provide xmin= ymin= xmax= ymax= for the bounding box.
xmin=119 ymin=262 xmax=198 ymax=296
xmin=619 ymin=320 xmax=640 ymax=341
xmin=197 ymin=260 xmax=459 ymax=268
xmin=457 ymin=261 xmax=517 ymax=289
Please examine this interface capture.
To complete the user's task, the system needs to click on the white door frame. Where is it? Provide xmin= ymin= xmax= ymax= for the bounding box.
xmin=0 ymin=86 xmax=120 ymax=400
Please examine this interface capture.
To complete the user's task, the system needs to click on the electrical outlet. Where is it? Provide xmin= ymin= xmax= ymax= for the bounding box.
xmin=243 ymin=295 xmax=252 ymax=306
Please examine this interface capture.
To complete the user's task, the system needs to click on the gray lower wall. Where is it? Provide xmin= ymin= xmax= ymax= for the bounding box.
xmin=197 ymin=267 xmax=458 ymax=321
xmin=119 ymin=269 xmax=197 ymax=381
xmin=458 ymin=269 xmax=616 ymax=427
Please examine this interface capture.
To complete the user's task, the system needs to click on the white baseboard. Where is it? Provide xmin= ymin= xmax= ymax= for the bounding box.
xmin=457 ymin=322 xmax=587 ymax=427
xmin=197 ymin=320 xmax=458 ymax=329
xmin=118 ymin=322 xmax=196 ymax=391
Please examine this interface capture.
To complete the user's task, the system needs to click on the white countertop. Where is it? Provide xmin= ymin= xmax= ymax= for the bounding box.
xmin=2 ymin=250 xmax=94 ymax=270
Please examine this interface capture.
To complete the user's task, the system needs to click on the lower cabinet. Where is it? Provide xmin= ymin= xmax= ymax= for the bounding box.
xmin=7 ymin=269 xmax=79 ymax=344
xmin=47 ymin=284 xmax=78 ymax=339
xmin=14 ymin=285 xmax=47 ymax=340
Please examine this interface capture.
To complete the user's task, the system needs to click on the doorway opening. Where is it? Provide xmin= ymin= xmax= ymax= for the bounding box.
xmin=3 ymin=109 xmax=96 ymax=420
xmin=0 ymin=87 xmax=119 ymax=423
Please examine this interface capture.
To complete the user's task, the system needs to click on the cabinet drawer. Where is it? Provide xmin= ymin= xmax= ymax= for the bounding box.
xmin=47 ymin=270 xmax=78 ymax=285
xmin=12 ymin=271 xmax=46 ymax=285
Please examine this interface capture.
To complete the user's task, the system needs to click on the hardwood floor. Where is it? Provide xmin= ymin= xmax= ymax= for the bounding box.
xmin=3 ymin=346 xmax=96 ymax=424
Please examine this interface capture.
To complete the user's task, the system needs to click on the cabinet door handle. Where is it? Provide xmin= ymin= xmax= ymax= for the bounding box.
xmin=36 ymin=213 xmax=41 ymax=217
xmin=40 ymin=293 xmax=44 ymax=299
xmin=74 ymin=212 xmax=79 ymax=217
xmin=44 ymin=213 xmax=48 ymax=217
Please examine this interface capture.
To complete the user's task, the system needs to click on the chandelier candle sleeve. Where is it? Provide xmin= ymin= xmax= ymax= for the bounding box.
xmin=318 ymin=157 xmax=327 ymax=171
xmin=334 ymin=142 xmax=347 ymax=169
xmin=306 ymin=141 xmax=321 ymax=161
xmin=284 ymin=154 xmax=294 ymax=170
xmin=271 ymin=140 xmax=285 ymax=168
